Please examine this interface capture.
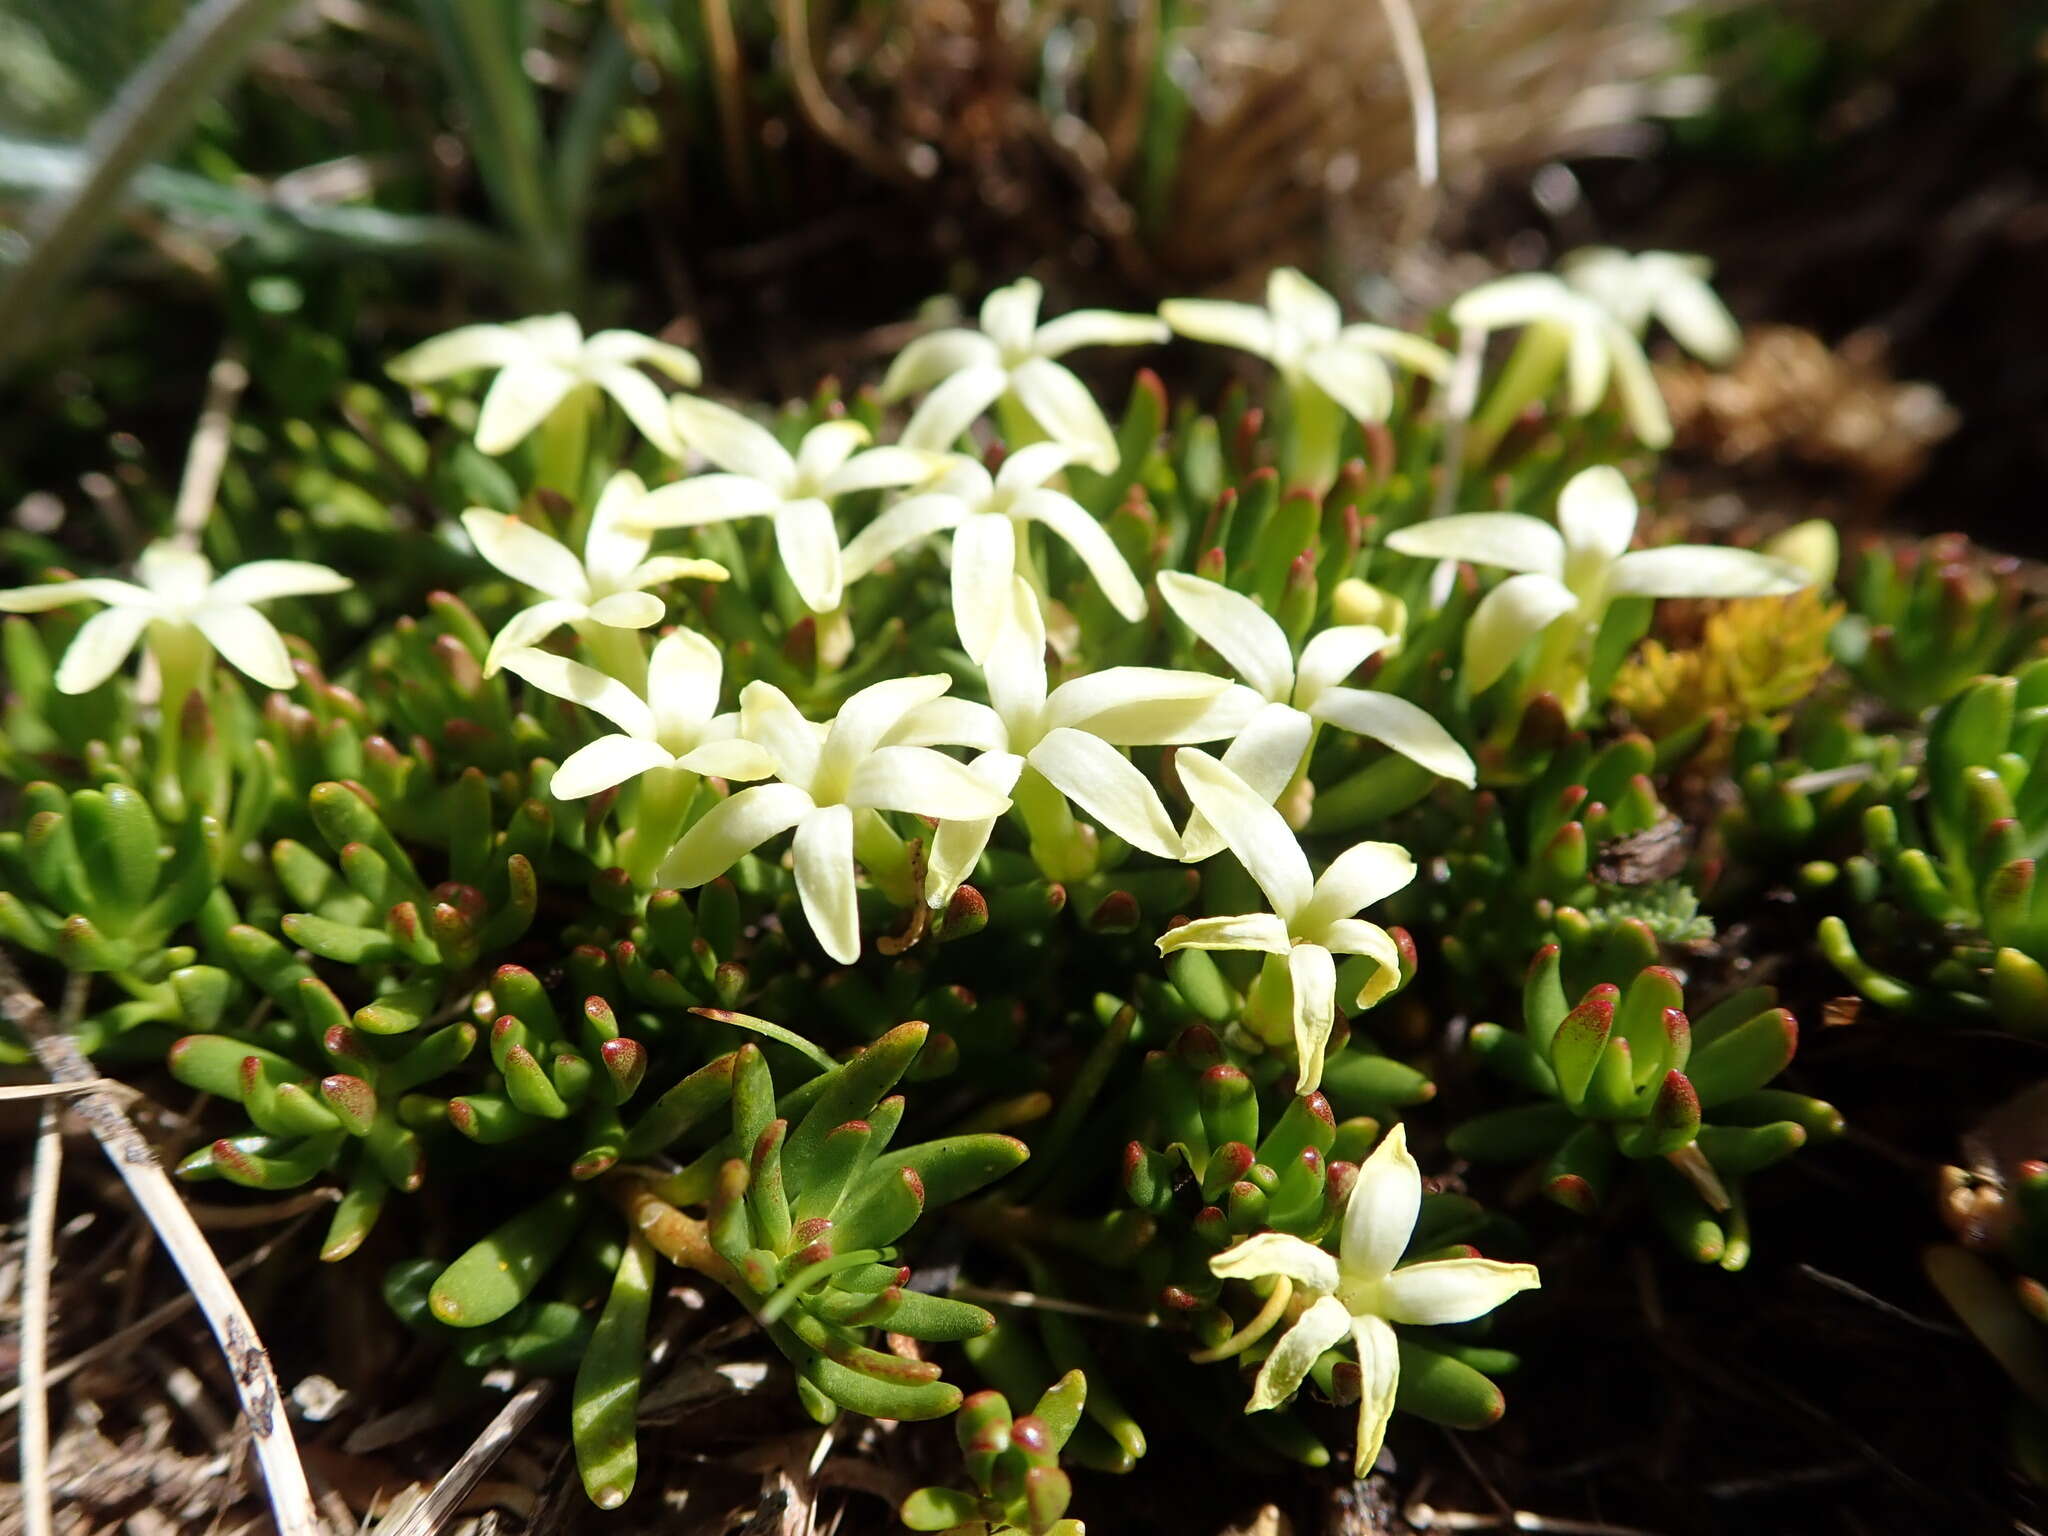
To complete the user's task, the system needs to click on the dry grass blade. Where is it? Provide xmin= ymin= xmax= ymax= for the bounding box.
xmin=19 ymin=1097 xmax=63 ymax=1536
xmin=170 ymin=343 xmax=250 ymax=550
xmin=0 ymin=947 xmax=325 ymax=1536
xmin=373 ymin=1379 xmax=555 ymax=1536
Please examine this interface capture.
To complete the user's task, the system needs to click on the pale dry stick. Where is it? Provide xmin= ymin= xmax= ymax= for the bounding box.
xmin=20 ymin=1098 xmax=63 ymax=1536
xmin=0 ymin=1210 xmax=319 ymax=1417
xmin=373 ymin=1379 xmax=555 ymax=1536
xmin=170 ymin=345 xmax=252 ymax=551
xmin=1430 ymin=324 xmax=1489 ymax=524
xmin=0 ymin=948 xmax=324 ymax=1536
xmin=947 ymin=1283 xmax=1161 ymax=1329
xmin=0 ymin=1077 xmax=118 ymax=1100
xmin=1374 ymin=0 xmax=1440 ymax=188
xmin=1406 ymin=1506 xmax=1664 ymax=1535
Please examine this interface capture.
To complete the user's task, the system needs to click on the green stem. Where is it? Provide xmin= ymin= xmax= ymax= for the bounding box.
xmin=852 ymin=808 xmax=915 ymax=906
xmin=148 ymin=622 xmax=211 ymax=822
xmin=536 ymin=387 xmax=595 ymax=502
xmin=1242 ymin=953 xmax=1294 ymax=1053
xmin=1280 ymin=374 xmax=1344 ymax=495
xmin=1012 ymin=767 xmax=1097 ymax=883
xmin=995 ymin=390 xmax=1047 ymax=454
xmin=1465 ymin=323 xmax=1569 ymax=468
xmin=572 ymin=617 xmax=648 ymax=693
xmin=622 ymin=767 xmax=699 ymax=888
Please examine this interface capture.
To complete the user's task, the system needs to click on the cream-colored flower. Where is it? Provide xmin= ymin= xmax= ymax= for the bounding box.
xmin=656 ymin=677 xmax=1012 ymax=964
xmin=628 ymin=398 xmax=936 ymax=614
xmin=883 ymin=277 xmax=1167 ymax=472
xmin=1157 ymin=571 xmax=1473 ymax=853
xmin=389 ymin=314 xmax=699 ymax=455
xmin=1561 ymin=248 xmax=1741 ymax=366
xmin=839 ymin=443 xmax=1146 ymax=663
xmin=0 ymin=542 xmax=349 ymax=693
xmin=465 ymin=472 xmax=727 ymax=675
xmin=1210 ymin=1124 xmax=1540 ymax=1476
xmin=1156 ymin=750 xmax=1414 ymax=1093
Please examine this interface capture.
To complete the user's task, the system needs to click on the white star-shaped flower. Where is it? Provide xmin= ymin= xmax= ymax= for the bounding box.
xmin=628 ymin=398 xmax=937 ymax=614
xmin=1561 ymin=248 xmax=1741 ymax=366
xmin=1156 ymin=571 xmax=1474 ymax=854
xmin=839 ymin=442 xmax=1146 ymax=663
xmin=655 ymin=676 xmax=1013 ymax=964
xmin=1156 ymin=750 xmax=1415 ymax=1093
xmin=388 ymin=314 xmax=699 ymax=456
xmin=1210 ymin=1124 xmax=1540 ymax=1477
xmin=890 ymin=578 xmax=1248 ymax=904
xmin=1385 ymin=466 xmax=1807 ymax=709
xmin=464 ymin=471 xmax=727 ymax=675
xmin=496 ymin=628 xmax=776 ymax=799
xmin=1450 ymin=272 xmax=1672 ymax=449
xmin=882 ymin=277 xmax=1168 ymax=472
xmin=0 ymin=543 xmax=349 ymax=693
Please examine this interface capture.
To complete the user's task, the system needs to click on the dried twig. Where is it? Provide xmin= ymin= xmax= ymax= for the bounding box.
xmin=374 ymin=1379 xmax=555 ymax=1536
xmin=19 ymin=1097 xmax=63 ymax=1536
xmin=0 ymin=947 xmax=324 ymax=1536
xmin=0 ymin=1077 xmax=122 ymax=1100
xmin=170 ymin=343 xmax=251 ymax=551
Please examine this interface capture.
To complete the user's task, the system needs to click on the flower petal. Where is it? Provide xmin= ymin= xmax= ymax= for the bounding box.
xmin=1026 ymin=729 xmax=1184 ymax=859
xmin=1340 ymin=1122 xmax=1420 ymax=1282
xmin=1338 ymin=323 xmax=1453 ymax=381
xmin=839 ymin=491 xmax=970 ymax=582
xmin=879 ymin=329 xmax=1004 ymax=402
xmin=1556 ymin=465 xmax=1638 ymax=565
xmin=739 ymin=681 xmax=823 ymax=787
xmin=1564 ymin=313 xmax=1611 ymax=416
xmin=950 ymin=513 xmax=1020 ymax=663
xmin=54 ymin=605 xmax=151 ymax=693
xmin=671 ymin=396 xmax=794 ymax=485
xmin=924 ymin=750 xmax=1027 ymax=908
xmin=1031 ymin=309 xmax=1170 ymax=358
xmin=1159 ymin=298 xmax=1275 ymax=359
xmin=1267 ymin=268 xmax=1341 ymax=347
xmin=626 ymin=556 xmax=730 ymax=589
xmin=847 ymin=745 xmax=1014 ymax=820
xmin=655 ymin=782 xmax=815 ymax=887
xmin=1156 ymin=912 xmax=1293 ymax=956
xmin=581 ymin=329 xmax=701 ymax=384
xmin=1324 ymin=919 xmax=1405 ymax=1008
xmin=136 ymin=544 xmax=214 ymax=606
xmin=205 ymin=560 xmax=351 ymax=607
xmin=979 ymin=278 xmax=1043 ymax=355
xmin=1177 ymin=703 xmax=1314 ymax=863
xmin=474 ymin=361 xmax=577 ymax=455
xmin=822 ymin=445 xmax=944 ymax=497
xmin=1008 ymin=357 xmax=1120 ymax=472
xmin=1382 ymin=513 xmax=1565 ymax=577
xmin=632 ymin=474 xmax=783 ymax=529
xmin=1174 ymin=748 xmax=1314 ymax=921
xmin=886 ymin=697 xmax=1010 ymax=753
xmin=462 ymin=509 xmax=588 ymax=601
xmin=1289 ymin=940 xmax=1338 ymax=1093
xmin=586 ymin=591 xmax=664 ymax=628
xmin=1351 ymin=1314 xmax=1400 ymax=1477
xmin=1310 ymin=688 xmax=1474 ymax=787
xmin=647 ymin=627 xmax=724 ymax=738
xmin=582 ymin=471 xmax=654 ymax=588
xmin=1301 ymin=346 xmax=1392 ymax=425
xmin=794 ymin=420 xmax=870 ymax=485
xmin=1379 ymin=1256 xmax=1541 ymax=1327
xmin=481 ymin=598 xmax=589 ymax=674
xmin=497 ymin=647 xmax=657 ymax=738
xmin=1463 ymin=573 xmax=1578 ymax=694
xmin=1602 ymin=315 xmax=1673 ymax=447
xmin=1209 ymin=1231 xmax=1341 ymax=1293
xmin=822 ymin=675 xmax=958 ymax=781
xmin=1156 ymin=571 xmax=1295 ymax=703
xmin=1044 ymin=666 xmax=1238 ymax=746
xmin=1647 ymin=257 xmax=1741 ymax=365
xmin=1293 ymin=624 xmax=1394 ymax=709
xmin=771 ymin=498 xmax=844 ymax=612
xmin=1302 ymin=841 xmax=1417 ymax=937
xmin=671 ymin=738 xmax=779 ymax=781
xmin=0 ymin=577 xmax=152 ymax=613
xmin=1249 ymin=1294 xmax=1353 ymax=1413
xmin=1012 ymin=489 xmax=1149 ymax=625
xmin=1610 ymin=546 xmax=1809 ymax=600
xmin=590 ymin=365 xmax=684 ymax=456
xmin=900 ymin=365 xmax=1009 ymax=455
xmin=387 ymin=323 xmax=530 ymax=383
xmin=552 ymin=734 xmax=678 ymax=798
xmin=1448 ymin=272 xmax=1576 ymax=332
xmin=192 ymin=604 xmax=296 ymax=690
xmin=794 ymin=804 xmax=861 ymax=965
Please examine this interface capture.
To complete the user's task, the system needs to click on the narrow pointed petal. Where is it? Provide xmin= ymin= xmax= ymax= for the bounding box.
xmin=632 ymin=474 xmax=782 ymax=529
xmin=878 ymin=330 xmax=1002 ymax=402
xmin=1031 ymin=309 xmax=1169 ymax=358
xmin=1301 ymin=348 xmax=1392 ymax=425
xmin=1380 ymin=1257 xmax=1541 ymax=1327
xmin=1311 ymin=688 xmax=1474 ymax=786
xmin=823 ymin=675 xmax=957 ymax=778
xmin=1210 ymin=1231 xmax=1341 ymax=1293
xmin=1610 ymin=546 xmax=1809 ymax=600
xmin=1556 ymin=465 xmax=1638 ymax=565
xmin=1564 ymin=316 xmax=1611 ymax=416
xmin=739 ymin=682 xmax=823 ymax=787
xmin=1338 ymin=324 xmax=1453 ymax=380
xmin=1463 ymin=573 xmax=1577 ymax=694
xmin=1289 ymin=941 xmax=1338 ymax=1093
xmin=847 ymin=746 xmax=1014 ymax=819
xmin=1293 ymin=624 xmax=1394 ymax=708
xmin=1249 ymin=1295 xmax=1353 ymax=1412
xmin=794 ymin=420 xmax=871 ymax=484
xmin=771 ymin=498 xmax=844 ymax=612
xmin=137 ymin=545 xmax=214 ymax=605
xmin=1009 ymin=358 xmax=1120 ymax=471
xmin=647 ymin=627 xmax=723 ymax=739
xmin=1449 ymin=272 xmax=1576 ymax=332
xmin=0 ymin=577 xmax=151 ymax=613
xmin=979 ymin=278 xmax=1043 ymax=354
xmin=582 ymin=472 xmax=654 ymax=588
xmin=900 ymin=365 xmax=1009 ymax=454
xmin=206 ymin=560 xmax=351 ymax=606
xmin=1267 ymin=268 xmax=1341 ymax=346
xmin=1603 ymin=317 xmax=1673 ymax=447
xmin=656 ymin=783 xmax=815 ymax=887
xmin=462 ymin=509 xmax=588 ymax=601
xmin=671 ymin=396 xmax=794 ymax=484
xmin=1324 ymin=919 xmax=1404 ymax=1008
xmin=671 ymin=739 xmax=779 ymax=781
xmin=1044 ymin=667 xmax=1237 ymax=745
xmin=1351 ymin=1315 xmax=1400 ymax=1477
xmin=387 ymin=323 xmax=530 ymax=383
xmin=592 ymin=365 xmax=684 ymax=455
xmin=481 ymin=599 xmax=589 ymax=674
xmin=1159 ymin=298 xmax=1275 ymax=359
xmin=1174 ymin=749 xmax=1314 ymax=921
xmin=581 ymin=329 xmax=701 ymax=384
xmin=586 ymin=591 xmax=664 ymax=628
xmin=54 ymin=605 xmax=151 ymax=693
xmin=497 ymin=648 xmax=657 ymax=738
xmin=1302 ymin=841 xmax=1417 ymax=933
xmin=1179 ymin=701 xmax=1314 ymax=861
xmin=886 ymin=697 xmax=1009 ymax=753
xmin=1383 ymin=513 xmax=1565 ymax=577
xmin=1018 ymin=490 xmax=1149 ymax=620
xmin=552 ymin=735 xmax=678 ymax=798
xmin=1651 ymin=266 xmax=1741 ymax=365
xmin=838 ymin=492 xmax=970 ymax=582
xmin=1156 ymin=571 xmax=1295 ymax=702
xmin=822 ymin=445 xmax=943 ymax=497
xmin=625 ymin=556 xmax=730 ymax=589
xmin=793 ymin=804 xmax=861 ymax=965
xmin=1027 ymin=729 xmax=1184 ymax=858
xmin=474 ymin=361 xmax=577 ymax=454
xmin=1156 ymin=912 xmax=1292 ymax=956
xmin=924 ymin=750 xmax=1026 ymax=907
xmin=996 ymin=441 xmax=1076 ymax=492
xmin=1340 ymin=1122 xmax=1420 ymax=1282
xmin=950 ymin=514 xmax=1019 ymax=663
xmin=193 ymin=605 xmax=295 ymax=690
